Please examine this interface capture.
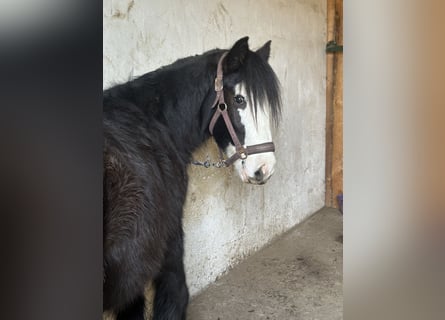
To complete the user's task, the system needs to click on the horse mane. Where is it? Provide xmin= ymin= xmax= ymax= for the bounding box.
xmin=241 ymin=51 xmax=282 ymax=127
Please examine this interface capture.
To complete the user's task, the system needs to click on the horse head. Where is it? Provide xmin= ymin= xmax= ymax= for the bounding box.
xmin=211 ymin=37 xmax=282 ymax=185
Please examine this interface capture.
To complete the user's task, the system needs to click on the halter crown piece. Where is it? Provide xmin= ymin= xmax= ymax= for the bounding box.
xmin=193 ymin=52 xmax=276 ymax=168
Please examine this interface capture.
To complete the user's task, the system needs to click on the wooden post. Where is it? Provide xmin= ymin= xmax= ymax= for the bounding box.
xmin=326 ymin=0 xmax=343 ymax=209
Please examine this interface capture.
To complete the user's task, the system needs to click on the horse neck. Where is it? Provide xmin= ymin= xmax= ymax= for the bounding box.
xmin=137 ymin=60 xmax=216 ymax=158
xmin=161 ymin=81 xmax=214 ymax=156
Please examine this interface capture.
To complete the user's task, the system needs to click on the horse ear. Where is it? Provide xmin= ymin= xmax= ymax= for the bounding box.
xmin=256 ymin=40 xmax=271 ymax=61
xmin=224 ymin=36 xmax=250 ymax=73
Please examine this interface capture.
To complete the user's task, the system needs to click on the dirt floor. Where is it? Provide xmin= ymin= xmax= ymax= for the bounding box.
xmin=187 ymin=207 xmax=343 ymax=320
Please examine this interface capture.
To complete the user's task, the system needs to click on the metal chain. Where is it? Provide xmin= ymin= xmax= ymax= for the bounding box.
xmin=191 ymin=155 xmax=227 ymax=168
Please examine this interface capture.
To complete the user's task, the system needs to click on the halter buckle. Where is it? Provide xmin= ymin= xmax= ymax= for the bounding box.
xmin=238 ymin=147 xmax=248 ymax=160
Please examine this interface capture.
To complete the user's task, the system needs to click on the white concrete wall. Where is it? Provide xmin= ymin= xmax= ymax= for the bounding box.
xmin=104 ymin=0 xmax=326 ymax=296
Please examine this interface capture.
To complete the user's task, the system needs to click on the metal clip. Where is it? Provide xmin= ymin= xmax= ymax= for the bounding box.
xmin=191 ymin=155 xmax=211 ymax=168
xmin=191 ymin=160 xmax=208 ymax=168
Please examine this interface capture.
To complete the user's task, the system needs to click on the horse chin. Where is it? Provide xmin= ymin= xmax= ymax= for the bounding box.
xmin=246 ymin=179 xmax=266 ymax=185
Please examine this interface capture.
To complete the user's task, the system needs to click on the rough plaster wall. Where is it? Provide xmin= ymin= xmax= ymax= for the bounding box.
xmin=103 ymin=0 xmax=326 ymax=296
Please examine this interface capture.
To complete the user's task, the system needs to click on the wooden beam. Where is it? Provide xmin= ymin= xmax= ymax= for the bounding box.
xmin=326 ymin=0 xmax=343 ymax=209
xmin=332 ymin=0 xmax=343 ymax=210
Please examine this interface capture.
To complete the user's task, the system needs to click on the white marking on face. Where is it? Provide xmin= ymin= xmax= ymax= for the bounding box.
xmin=225 ymin=84 xmax=276 ymax=184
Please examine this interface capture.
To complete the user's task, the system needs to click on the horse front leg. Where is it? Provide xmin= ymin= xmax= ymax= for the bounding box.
xmin=153 ymin=229 xmax=189 ymax=320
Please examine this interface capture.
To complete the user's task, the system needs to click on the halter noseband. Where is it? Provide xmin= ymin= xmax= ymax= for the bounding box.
xmin=208 ymin=52 xmax=275 ymax=167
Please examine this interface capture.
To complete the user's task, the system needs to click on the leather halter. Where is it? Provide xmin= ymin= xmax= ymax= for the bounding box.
xmin=208 ymin=52 xmax=276 ymax=167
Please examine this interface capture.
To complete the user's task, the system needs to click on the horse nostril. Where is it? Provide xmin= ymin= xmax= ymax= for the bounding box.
xmin=254 ymin=168 xmax=264 ymax=181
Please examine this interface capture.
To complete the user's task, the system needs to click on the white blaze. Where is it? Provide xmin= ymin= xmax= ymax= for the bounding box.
xmin=225 ymin=84 xmax=276 ymax=184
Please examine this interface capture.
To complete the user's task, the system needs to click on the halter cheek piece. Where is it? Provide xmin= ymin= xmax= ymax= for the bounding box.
xmin=206 ymin=52 xmax=275 ymax=167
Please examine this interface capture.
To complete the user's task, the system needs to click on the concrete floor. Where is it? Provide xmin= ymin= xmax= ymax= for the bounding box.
xmin=187 ymin=207 xmax=343 ymax=320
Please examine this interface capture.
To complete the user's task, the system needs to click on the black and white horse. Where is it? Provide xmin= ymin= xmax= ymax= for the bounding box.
xmin=103 ymin=37 xmax=281 ymax=320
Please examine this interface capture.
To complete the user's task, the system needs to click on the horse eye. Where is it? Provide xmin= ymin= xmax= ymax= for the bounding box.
xmin=234 ymin=95 xmax=245 ymax=104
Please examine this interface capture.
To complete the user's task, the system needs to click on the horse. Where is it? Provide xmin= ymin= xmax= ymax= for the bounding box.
xmin=103 ymin=36 xmax=282 ymax=320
